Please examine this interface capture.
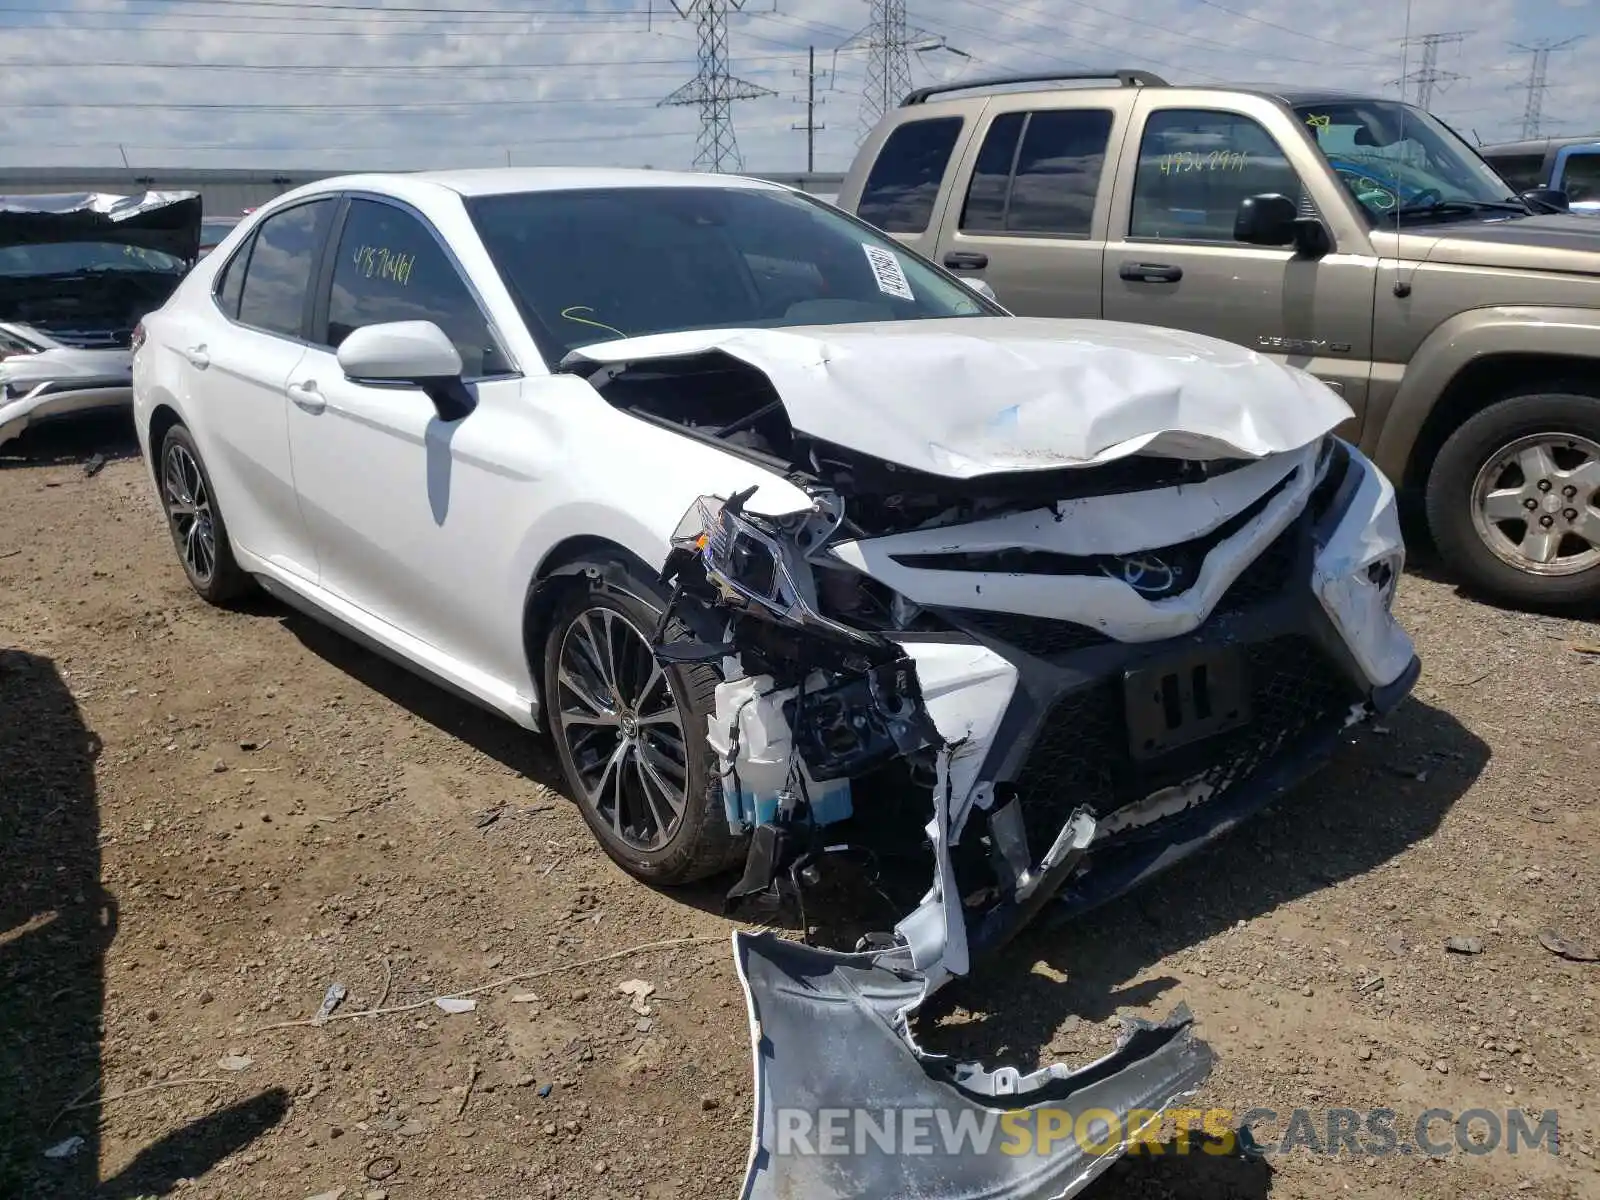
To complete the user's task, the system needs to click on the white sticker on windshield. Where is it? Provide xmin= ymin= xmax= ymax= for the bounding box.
xmin=862 ymin=243 xmax=915 ymax=301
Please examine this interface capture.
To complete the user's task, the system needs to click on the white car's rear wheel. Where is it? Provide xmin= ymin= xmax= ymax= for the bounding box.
xmin=158 ymin=424 xmax=253 ymax=605
xmin=543 ymin=575 xmax=744 ymax=885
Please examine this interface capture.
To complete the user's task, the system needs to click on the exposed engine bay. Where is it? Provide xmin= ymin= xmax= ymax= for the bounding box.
xmin=560 ymin=320 xmax=1421 ymax=1197
xmin=0 ymin=190 xmax=200 ymax=447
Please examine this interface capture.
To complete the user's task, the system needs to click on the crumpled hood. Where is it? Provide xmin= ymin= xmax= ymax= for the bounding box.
xmin=564 ymin=317 xmax=1353 ymax=479
xmin=0 ymin=191 xmax=203 ymax=261
xmin=0 ymin=342 xmax=131 ymax=387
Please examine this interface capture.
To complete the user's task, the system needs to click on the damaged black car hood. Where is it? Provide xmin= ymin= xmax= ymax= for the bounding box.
xmin=0 ymin=191 xmax=203 ymax=262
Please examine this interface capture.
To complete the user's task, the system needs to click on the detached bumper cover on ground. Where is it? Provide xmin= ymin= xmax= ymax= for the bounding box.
xmin=733 ymin=931 xmax=1216 ymax=1200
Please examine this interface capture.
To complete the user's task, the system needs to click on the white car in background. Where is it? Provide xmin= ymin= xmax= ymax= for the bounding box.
xmin=0 ymin=191 xmax=199 ymax=448
xmin=131 ymin=167 xmax=1417 ymax=1200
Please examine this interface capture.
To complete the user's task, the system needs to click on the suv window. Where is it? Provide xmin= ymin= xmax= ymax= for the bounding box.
xmin=236 ymin=200 xmax=334 ymax=338
xmin=1131 ymin=109 xmax=1301 ymax=242
xmin=324 ymin=198 xmax=509 ymax=378
xmin=1484 ymin=152 xmax=1547 ymax=193
xmin=1561 ymin=151 xmax=1599 ymax=204
xmin=960 ymin=109 xmax=1113 ymax=236
xmin=857 ymin=116 xmax=964 ymax=234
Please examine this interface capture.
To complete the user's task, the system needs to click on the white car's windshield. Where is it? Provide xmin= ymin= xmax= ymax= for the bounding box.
xmin=1294 ymin=100 xmax=1523 ymax=221
xmin=466 ymin=185 xmax=993 ymax=359
xmin=0 ymin=240 xmax=188 ymax=276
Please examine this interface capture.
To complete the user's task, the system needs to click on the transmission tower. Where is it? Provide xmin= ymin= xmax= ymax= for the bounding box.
xmin=1389 ymin=30 xmax=1470 ymax=110
xmin=659 ymin=0 xmax=775 ymax=173
xmin=1511 ymin=37 xmax=1581 ymax=140
xmin=836 ymin=0 xmax=966 ymax=140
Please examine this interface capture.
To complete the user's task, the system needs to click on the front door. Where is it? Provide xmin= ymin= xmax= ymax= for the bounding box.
xmin=283 ymin=195 xmax=530 ymax=683
xmin=1100 ymin=102 xmax=1377 ymax=430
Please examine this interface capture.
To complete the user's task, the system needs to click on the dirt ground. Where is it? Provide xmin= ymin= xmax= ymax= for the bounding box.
xmin=2 ymin=415 xmax=1597 ymax=1200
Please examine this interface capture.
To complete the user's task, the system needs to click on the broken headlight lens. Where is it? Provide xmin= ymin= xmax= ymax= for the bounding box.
xmin=670 ymin=491 xmax=878 ymax=644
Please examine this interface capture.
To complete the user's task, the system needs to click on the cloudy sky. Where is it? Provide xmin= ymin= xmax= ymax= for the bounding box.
xmin=0 ymin=0 xmax=1593 ymax=173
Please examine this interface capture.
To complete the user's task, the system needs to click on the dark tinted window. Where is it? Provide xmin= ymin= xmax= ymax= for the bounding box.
xmin=856 ymin=117 xmax=963 ymax=233
xmin=214 ymin=233 xmax=251 ymax=319
xmin=1131 ymin=110 xmax=1300 ymax=241
xmin=1004 ymin=109 xmax=1114 ymax=235
xmin=1484 ymin=152 xmax=1547 ymax=192
xmin=960 ymin=112 xmax=1024 ymax=232
xmin=324 ymin=199 xmax=509 ymax=377
xmin=467 ymin=186 xmax=988 ymax=360
xmin=1559 ymin=151 xmax=1599 ymax=203
xmin=237 ymin=200 xmax=333 ymax=338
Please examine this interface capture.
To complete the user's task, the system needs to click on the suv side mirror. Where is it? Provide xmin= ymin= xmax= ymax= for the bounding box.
xmin=336 ymin=320 xmax=475 ymax=422
xmin=1235 ymin=193 xmax=1331 ymax=257
xmin=1519 ymin=187 xmax=1570 ymax=214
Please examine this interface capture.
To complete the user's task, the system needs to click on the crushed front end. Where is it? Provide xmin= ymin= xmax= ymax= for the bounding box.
xmin=648 ymin=431 xmax=1416 ymax=1197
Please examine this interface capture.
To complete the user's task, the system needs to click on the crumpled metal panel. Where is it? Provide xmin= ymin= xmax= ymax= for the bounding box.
xmin=733 ymin=931 xmax=1215 ymax=1200
xmin=0 ymin=191 xmax=203 ymax=260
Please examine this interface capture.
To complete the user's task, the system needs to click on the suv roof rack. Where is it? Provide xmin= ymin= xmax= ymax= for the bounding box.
xmin=901 ymin=70 xmax=1168 ymax=106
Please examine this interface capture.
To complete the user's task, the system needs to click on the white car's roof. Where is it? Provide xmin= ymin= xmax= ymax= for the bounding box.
xmin=304 ymin=167 xmax=787 ymax=201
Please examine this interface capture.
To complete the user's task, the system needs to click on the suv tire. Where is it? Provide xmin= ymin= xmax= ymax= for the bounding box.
xmin=542 ymin=569 xmax=745 ymax=885
xmin=1426 ymin=387 xmax=1600 ymax=611
xmin=157 ymin=423 xmax=254 ymax=605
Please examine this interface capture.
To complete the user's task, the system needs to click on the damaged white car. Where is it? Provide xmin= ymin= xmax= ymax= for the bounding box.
xmin=132 ymin=169 xmax=1418 ymax=1198
xmin=0 ymin=191 xmax=201 ymax=449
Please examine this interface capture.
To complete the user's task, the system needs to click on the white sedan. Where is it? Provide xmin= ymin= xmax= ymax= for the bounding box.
xmin=133 ymin=167 xmax=1417 ymax=1197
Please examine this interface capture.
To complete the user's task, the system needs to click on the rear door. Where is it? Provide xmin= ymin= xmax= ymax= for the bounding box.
xmin=190 ymin=198 xmax=336 ymax=582
xmin=1100 ymin=93 xmax=1378 ymax=426
xmin=930 ymin=96 xmax=1134 ymax=317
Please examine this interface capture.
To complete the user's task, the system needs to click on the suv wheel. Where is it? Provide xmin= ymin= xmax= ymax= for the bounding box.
xmin=158 ymin=423 xmax=254 ymax=605
xmin=1426 ymin=388 xmax=1600 ymax=610
xmin=542 ymin=571 xmax=744 ymax=885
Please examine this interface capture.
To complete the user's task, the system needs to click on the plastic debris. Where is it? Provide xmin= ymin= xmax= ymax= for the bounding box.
xmin=312 ymin=982 xmax=349 ymax=1026
xmin=1537 ymin=928 xmax=1597 ymax=962
xmin=433 ymin=997 xmax=477 ymax=1014
xmin=216 ymin=1053 xmax=253 ymax=1072
xmin=617 ymin=978 xmax=655 ymax=1016
xmin=43 ymin=1136 xmax=84 ymax=1160
xmin=1445 ymin=936 xmax=1484 ymax=955
xmin=510 ymin=993 xmax=539 ymax=1004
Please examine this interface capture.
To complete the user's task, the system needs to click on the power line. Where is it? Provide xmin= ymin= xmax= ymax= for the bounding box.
xmin=1389 ymin=30 xmax=1470 ymax=110
xmin=1510 ymin=36 xmax=1581 ymax=140
xmin=1188 ymin=0 xmax=1390 ymax=60
xmin=0 ymin=95 xmax=672 ymax=111
xmin=792 ymin=45 xmax=828 ymax=173
xmin=658 ymin=0 xmax=774 ymax=173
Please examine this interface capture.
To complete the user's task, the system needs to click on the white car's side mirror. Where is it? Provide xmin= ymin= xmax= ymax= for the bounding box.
xmin=961 ymin=277 xmax=999 ymax=303
xmin=336 ymin=320 xmax=474 ymax=422
xmin=337 ymin=320 xmax=463 ymax=382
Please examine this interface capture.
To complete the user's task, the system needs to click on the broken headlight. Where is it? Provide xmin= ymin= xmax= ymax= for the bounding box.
xmin=670 ymin=487 xmax=875 ymax=644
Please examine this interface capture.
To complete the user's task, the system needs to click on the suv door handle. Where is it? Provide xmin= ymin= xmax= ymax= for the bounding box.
xmin=286 ymin=380 xmax=326 ymax=413
xmin=944 ymin=251 xmax=989 ymax=270
xmin=1119 ymin=261 xmax=1183 ymax=284
xmin=182 ymin=345 xmax=210 ymax=369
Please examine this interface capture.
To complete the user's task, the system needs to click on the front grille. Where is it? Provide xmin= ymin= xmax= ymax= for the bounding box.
xmin=950 ymin=609 xmax=1114 ymax=656
xmin=1011 ymin=634 xmax=1356 ymax=854
xmin=1215 ymin=520 xmax=1302 ymax=613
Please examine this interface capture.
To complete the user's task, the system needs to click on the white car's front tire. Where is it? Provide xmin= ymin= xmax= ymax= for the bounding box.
xmin=542 ymin=572 xmax=743 ymax=885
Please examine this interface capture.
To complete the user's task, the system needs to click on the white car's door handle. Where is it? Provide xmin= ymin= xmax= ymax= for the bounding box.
xmin=183 ymin=345 xmax=210 ymax=369
xmin=286 ymin=380 xmax=326 ymax=413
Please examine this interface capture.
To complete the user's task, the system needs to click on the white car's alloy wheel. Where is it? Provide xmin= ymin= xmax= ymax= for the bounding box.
xmin=553 ymin=605 xmax=690 ymax=852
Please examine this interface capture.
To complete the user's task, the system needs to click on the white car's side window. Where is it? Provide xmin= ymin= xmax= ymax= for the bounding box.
xmin=320 ymin=198 xmax=512 ymax=379
xmin=234 ymin=200 xmax=336 ymax=340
